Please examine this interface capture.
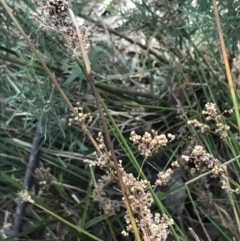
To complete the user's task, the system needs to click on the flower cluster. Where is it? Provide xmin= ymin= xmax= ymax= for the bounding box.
xmin=121 ymin=167 xmax=174 ymax=240
xmin=84 ymin=131 xmax=174 ymax=240
xmin=83 ymin=132 xmax=117 ymax=179
xmin=155 ymin=168 xmax=174 ymax=186
xmin=182 ymin=145 xmax=239 ymax=194
xmin=35 ymin=167 xmax=55 ymax=191
xmin=187 ymin=119 xmax=210 ymax=133
xmin=188 ymin=102 xmax=232 ymax=139
xmin=68 ymin=102 xmax=92 ymax=126
xmin=129 ymin=130 xmax=175 ymax=157
xmin=182 ymin=145 xmax=226 ymax=177
xmin=220 ymin=178 xmax=240 ymax=194
xmin=18 ymin=190 xmax=35 ymax=204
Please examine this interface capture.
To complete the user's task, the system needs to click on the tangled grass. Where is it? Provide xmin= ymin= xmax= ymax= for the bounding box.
xmin=0 ymin=0 xmax=240 ymax=240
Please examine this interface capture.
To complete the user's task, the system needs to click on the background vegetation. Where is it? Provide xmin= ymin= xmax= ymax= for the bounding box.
xmin=1 ymin=0 xmax=240 ymax=240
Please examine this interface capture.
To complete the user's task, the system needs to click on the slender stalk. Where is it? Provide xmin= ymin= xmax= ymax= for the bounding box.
xmin=74 ymin=57 xmax=142 ymax=241
xmin=70 ymin=9 xmax=142 ymax=241
xmin=212 ymin=0 xmax=240 ymax=132
xmin=212 ymin=0 xmax=240 ymax=232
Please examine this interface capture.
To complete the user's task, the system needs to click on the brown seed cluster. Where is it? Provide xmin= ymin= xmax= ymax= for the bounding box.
xmin=121 ymin=168 xmax=174 ymax=240
xmin=182 ymin=145 xmax=239 ymax=194
xmin=84 ymin=132 xmax=116 ymax=179
xmin=182 ymin=145 xmax=226 ymax=177
xmin=155 ymin=168 xmax=174 ymax=186
xmin=68 ymin=102 xmax=92 ymax=126
xmin=84 ymin=131 xmax=174 ymax=240
xmin=187 ymin=119 xmax=210 ymax=133
xmin=129 ymin=130 xmax=175 ymax=157
xmin=18 ymin=190 xmax=35 ymax=204
xmin=33 ymin=0 xmax=91 ymax=55
xmin=46 ymin=0 xmax=69 ymax=20
xmin=35 ymin=167 xmax=55 ymax=191
xmin=188 ymin=102 xmax=232 ymax=139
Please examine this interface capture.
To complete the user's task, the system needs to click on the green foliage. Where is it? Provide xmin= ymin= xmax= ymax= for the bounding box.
xmin=0 ymin=0 xmax=240 ymax=240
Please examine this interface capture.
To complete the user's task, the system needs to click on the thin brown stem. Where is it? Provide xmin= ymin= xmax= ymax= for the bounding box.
xmin=69 ymin=9 xmax=142 ymax=241
xmin=212 ymin=0 xmax=240 ymax=131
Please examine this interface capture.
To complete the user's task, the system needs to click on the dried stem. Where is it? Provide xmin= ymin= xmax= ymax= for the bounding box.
xmin=212 ymin=0 xmax=240 ymax=131
xmin=69 ymin=8 xmax=142 ymax=241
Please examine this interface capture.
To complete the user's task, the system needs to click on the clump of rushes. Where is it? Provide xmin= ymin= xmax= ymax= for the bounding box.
xmin=19 ymin=0 xmax=240 ymax=239
xmin=31 ymin=1 xmax=176 ymax=239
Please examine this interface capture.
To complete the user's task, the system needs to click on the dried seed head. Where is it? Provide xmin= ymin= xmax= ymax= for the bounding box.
xmin=130 ymin=130 xmax=175 ymax=157
xmin=33 ymin=0 xmax=91 ymax=55
xmin=188 ymin=102 xmax=233 ymax=139
xmin=68 ymin=103 xmax=92 ymax=126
